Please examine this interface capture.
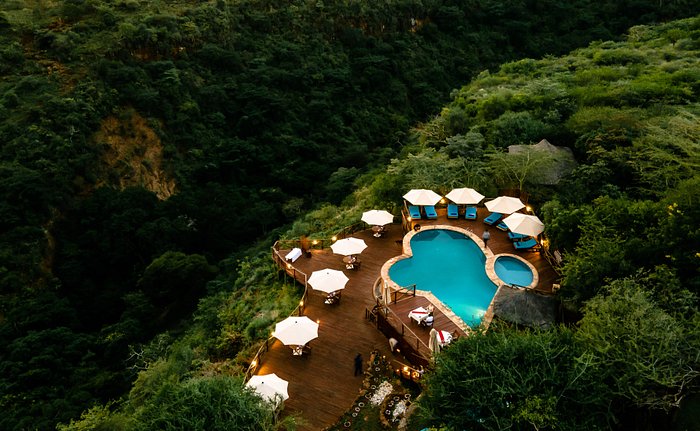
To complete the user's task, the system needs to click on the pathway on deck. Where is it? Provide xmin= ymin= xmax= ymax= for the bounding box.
xmin=260 ymin=227 xmax=404 ymax=430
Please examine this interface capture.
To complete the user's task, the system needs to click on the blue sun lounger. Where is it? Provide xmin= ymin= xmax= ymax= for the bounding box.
xmin=514 ymin=237 xmax=538 ymax=250
xmin=464 ymin=206 xmax=477 ymax=220
xmin=424 ymin=205 xmax=438 ymax=219
xmin=496 ymin=221 xmax=509 ymax=231
xmin=483 ymin=212 xmax=502 ymax=225
xmin=408 ymin=205 xmax=421 ymax=219
xmin=508 ymin=232 xmax=529 ymax=241
xmin=447 ymin=204 xmax=459 ymax=219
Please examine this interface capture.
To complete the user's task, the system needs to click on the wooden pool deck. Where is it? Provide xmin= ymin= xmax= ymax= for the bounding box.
xmin=259 ymin=206 xmax=559 ymax=430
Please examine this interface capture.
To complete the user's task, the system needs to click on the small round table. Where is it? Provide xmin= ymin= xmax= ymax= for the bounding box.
xmin=342 ymin=255 xmax=360 ymax=269
xmin=372 ymin=225 xmax=385 ymax=237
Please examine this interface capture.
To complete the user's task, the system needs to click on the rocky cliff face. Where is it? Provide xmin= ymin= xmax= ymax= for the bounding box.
xmin=94 ymin=110 xmax=177 ymax=199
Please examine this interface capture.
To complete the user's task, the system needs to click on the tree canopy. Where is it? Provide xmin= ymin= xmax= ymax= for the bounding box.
xmin=1 ymin=1 xmax=699 ymax=429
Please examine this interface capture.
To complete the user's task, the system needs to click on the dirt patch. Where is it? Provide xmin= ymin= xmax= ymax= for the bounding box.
xmin=94 ymin=110 xmax=177 ymax=199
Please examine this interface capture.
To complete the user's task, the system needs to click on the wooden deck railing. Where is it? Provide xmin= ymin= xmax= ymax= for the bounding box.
xmin=244 ymin=246 xmax=311 ymax=381
xmin=370 ymin=304 xmax=431 ymax=368
xmin=391 ymin=359 xmax=425 ymax=383
xmin=391 ymin=284 xmax=416 ymax=303
xmin=246 ymin=222 xmax=373 ymax=381
xmin=274 ymin=221 xmax=368 ymax=253
xmin=401 ymin=208 xmax=412 ymax=233
xmin=372 ymin=277 xmax=416 ymax=304
xmin=244 ymin=283 xmax=310 ymax=381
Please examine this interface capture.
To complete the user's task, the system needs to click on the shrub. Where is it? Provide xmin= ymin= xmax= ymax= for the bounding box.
xmin=593 ymin=48 xmax=647 ymax=66
xmin=485 ymin=111 xmax=547 ymax=148
xmin=500 ymin=58 xmax=539 ymax=76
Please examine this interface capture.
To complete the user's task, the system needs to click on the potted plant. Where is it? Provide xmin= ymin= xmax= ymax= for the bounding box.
xmin=300 ymin=235 xmax=312 ymax=258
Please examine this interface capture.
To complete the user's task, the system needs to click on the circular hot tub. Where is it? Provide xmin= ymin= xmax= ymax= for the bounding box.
xmin=494 ymin=256 xmax=534 ymax=287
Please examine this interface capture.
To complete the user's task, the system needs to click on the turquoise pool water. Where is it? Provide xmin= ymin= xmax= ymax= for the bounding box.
xmin=494 ymin=256 xmax=533 ymax=287
xmin=388 ymin=229 xmax=497 ymax=326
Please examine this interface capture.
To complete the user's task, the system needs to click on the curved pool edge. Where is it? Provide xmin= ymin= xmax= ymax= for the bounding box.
xmin=485 ymin=253 xmax=539 ymax=290
xmin=379 ymin=224 xmax=497 ymax=334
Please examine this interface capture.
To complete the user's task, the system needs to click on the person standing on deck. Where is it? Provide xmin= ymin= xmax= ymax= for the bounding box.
xmin=482 ymin=229 xmax=490 ymax=246
xmin=389 ymin=337 xmax=398 ymax=353
xmin=354 ymin=353 xmax=363 ymax=376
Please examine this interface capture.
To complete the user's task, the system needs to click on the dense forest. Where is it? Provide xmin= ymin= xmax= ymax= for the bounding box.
xmin=1 ymin=0 xmax=699 ymax=430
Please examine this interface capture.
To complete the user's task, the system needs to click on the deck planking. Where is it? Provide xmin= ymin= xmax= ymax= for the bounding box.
xmin=263 ymin=208 xmax=559 ymax=430
xmin=261 ymin=227 xmax=405 ymax=430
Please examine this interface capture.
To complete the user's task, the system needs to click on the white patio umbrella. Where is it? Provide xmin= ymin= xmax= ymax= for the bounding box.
xmin=484 ymin=196 xmax=525 ymax=214
xmin=330 ymin=237 xmax=367 ymax=256
xmin=308 ymin=268 xmax=349 ymax=294
xmin=403 ymin=189 xmax=442 ymax=206
xmin=246 ymin=373 xmax=289 ymax=403
xmin=502 ymin=213 xmax=545 ymax=237
xmin=445 ymin=187 xmax=485 ymax=205
xmin=273 ymin=316 xmax=319 ymax=346
xmin=361 ymin=209 xmax=394 ymax=226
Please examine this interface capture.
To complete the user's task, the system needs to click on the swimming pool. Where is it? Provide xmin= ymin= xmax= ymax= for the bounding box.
xmin=494 ymin=256 xmax=534 ymax=287
xmin=388 ymin=229 xmax=497 ymax=326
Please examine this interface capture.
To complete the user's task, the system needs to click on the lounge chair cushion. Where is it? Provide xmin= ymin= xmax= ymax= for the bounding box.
xmin=496 ymin=221 xmax=509 ymax=231
xmin=464 ymin=206 xmax=477 ymax=220
xmin=424 ymin=205 xmax=438 ymax=219
xmin=483 ymin=212 xmax=502 ymax=225
xmin=447 ymin=204 xmax=459 ymax=219
xmin=514 ymin=238 xmax=538 ymax=250
xmin=285 ymin=247 xmax=302 ymax=262
xmin=508 ymin=232 xmax=529 ymax=241
xmin=408 ymin=205 xmax=421 ymax=219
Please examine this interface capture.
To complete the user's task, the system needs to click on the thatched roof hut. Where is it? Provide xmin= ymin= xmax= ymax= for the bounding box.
xmin=492 ymin=285 xmax=558 ymax=329
xmin=508 ymin=139 xmax=577 ymax=185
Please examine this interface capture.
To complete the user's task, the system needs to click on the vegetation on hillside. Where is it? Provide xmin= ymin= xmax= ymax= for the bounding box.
xmin=1 ymin=0 xmax=699 ymax=429
xmin=61 ymin=15 xmax=700 ymax=431
xmin=401 ymin=18 xmax=700 ymax=430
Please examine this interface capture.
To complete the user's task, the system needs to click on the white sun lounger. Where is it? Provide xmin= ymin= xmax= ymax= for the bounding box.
xmin=285 ymin=247 xmax=302 ymax=262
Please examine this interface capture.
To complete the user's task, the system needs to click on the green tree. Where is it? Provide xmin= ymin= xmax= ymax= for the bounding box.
xmin=133 ymin=375 xmax=285 ymax=431
xmin=575 ymin=276 xmax=700 ymax=412
xmin=138 ymin=251 xmax=218 ymax=320
xmin=486 ymin=111 xmax=548 ymax=148
xmin=57 ymin=402 xmax=134 ymax=431
xmin=486 ymin=145 xmax=561 ymax=192
xmin=416 ymin=326 xmax=613 ymax=430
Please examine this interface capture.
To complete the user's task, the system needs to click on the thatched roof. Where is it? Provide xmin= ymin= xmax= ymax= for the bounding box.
xmin=492 ymin=285 xmax=558 ymax=329
xmin=508 ymin=139 xmax=577 ymax=185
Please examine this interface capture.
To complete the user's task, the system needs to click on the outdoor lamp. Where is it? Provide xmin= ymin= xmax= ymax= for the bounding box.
xmin=331 ymin=236 xmax=337 ymax=242
xmin=526 ymin=205 xmax=532 ymax=213
xmin=312 ymin=240 xmax=318 ymax=245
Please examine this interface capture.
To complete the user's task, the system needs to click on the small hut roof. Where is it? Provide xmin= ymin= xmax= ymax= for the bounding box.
xmin=508 ymin=139 xmax=577 ymax=185
xmin=492 ymin=285 xmax=558 ymax=329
